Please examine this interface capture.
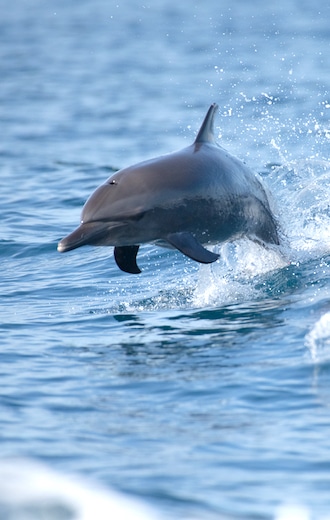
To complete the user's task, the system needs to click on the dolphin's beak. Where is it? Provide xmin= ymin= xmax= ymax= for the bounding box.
xmin=57 ymin=221 xmax=110 ymax=252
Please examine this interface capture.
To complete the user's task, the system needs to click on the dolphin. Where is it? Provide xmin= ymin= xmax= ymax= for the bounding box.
xmin=57 ymin=103 xmax=279 ymax=274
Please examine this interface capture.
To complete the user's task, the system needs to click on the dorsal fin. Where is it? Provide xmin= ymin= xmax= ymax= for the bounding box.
xmin=194 ymin=103 xmax=218 ymax=144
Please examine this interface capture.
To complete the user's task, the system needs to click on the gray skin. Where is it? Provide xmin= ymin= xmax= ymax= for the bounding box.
xmin=57 ymin=103 xmax=279 ymax=274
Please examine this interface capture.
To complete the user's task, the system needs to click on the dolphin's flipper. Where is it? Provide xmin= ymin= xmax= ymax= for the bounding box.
xmin=166 ymin=232 xmax=219 ymax=264
xmin=194 ymin=103 xmax=218 ymax=144
xmin=114 ymin=245 xmax=141 ymax=274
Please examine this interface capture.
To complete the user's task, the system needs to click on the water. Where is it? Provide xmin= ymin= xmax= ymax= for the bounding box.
xmin=1 ymin=0 xmax=330 ymax=518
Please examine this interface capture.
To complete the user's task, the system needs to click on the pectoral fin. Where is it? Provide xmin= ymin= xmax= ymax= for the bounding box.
xmin=166 ymin=232 xmax=219 ymax=264
xmin=114 ymin=245 xmax=141 ymax=274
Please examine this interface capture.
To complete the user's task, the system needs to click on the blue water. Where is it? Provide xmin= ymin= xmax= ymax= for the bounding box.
xmin=2 ymin=0 xmax=330 ymax=518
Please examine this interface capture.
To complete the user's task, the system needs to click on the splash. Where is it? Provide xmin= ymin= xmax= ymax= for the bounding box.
xmin=193 ymin=158 xmax=330 ymax=308
xmin=267 ymin=159 xmax=330 ymax=262
xmin=193 ymin=239 xmax=286 ymax=307
xmin=305 ymin=311 xmax=330 ymax=363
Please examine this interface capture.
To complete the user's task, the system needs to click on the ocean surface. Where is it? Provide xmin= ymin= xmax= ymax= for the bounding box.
xmin=1 ymin=0 xmax=330 ymax=518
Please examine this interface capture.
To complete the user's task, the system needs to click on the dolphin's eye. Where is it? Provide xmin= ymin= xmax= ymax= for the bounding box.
xmin=109 ymin=179 xmax=117 ymax=185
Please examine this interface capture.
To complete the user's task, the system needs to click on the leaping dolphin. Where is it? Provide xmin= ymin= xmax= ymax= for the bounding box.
xmin=58 ymin=103 xmax=279 ymax=274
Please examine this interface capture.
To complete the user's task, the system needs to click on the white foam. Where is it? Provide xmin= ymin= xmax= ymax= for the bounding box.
xmin=275 ymin=503 xmax=311 ymax=520
xmin=193 ymin=239 xmax=286 ymax=307
xmin=1 ymin=459 xmax=330 ymax=520
xmin=305 ymin=311 xmax=330 ymax=363
xmin=0 ymin=458 xmax=161 ymax=520
xmin=275 ymin=503 xmax=330 ymax=520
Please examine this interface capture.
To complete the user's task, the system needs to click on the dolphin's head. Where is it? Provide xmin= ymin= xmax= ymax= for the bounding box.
xmin=57 ymin=174 xmax=149 ymax=253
